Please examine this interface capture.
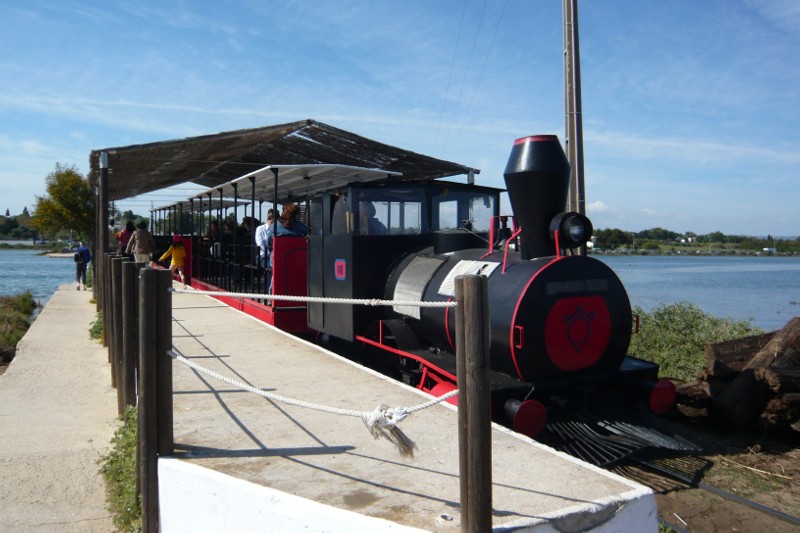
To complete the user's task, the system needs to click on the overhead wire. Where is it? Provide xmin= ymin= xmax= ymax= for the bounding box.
xmin=442 ymin=0 xmax=489 ymax=153
xmin=433 ymin=0 xmax=469 ymax=150
xmin=448 ymin=0 xmax=508 ymax=156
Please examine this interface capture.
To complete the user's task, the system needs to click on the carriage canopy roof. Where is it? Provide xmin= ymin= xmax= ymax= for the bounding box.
xmin=202 ymin=164 xmax=403 ymax=205
xmin=89 ymin=119 xmax=478 ymax=202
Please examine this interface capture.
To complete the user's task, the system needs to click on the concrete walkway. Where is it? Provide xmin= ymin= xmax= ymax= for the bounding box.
xmin=0 ymin=285 xmax=118 ymax=532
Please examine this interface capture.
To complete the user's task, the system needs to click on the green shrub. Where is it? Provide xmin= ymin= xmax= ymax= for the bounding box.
xmin=99 ymin=405 xmax=141 ymax=532
xmin=629 ymin=302 xmax=762 ymax=382
xmin=0 ymin=292 xmax=37 ymax=362
xmin=90 ymin=311 xmax=103 ymax=340
xmin=3 ymin=291 xmax=37 ymax=315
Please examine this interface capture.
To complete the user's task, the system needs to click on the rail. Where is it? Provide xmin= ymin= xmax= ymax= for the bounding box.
xmin=98 ymin=255 xmax=492 ymax=533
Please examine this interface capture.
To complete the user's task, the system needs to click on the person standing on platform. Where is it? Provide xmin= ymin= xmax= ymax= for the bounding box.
xmin=125 ymin=221 xmax=157 ymax=265
xmin=107 ymin=219 xmax=118 ymax=252
xmin=117 ymin=220 xmax=135 ymax=258
xmin=73 ymin=241 xmax=91 ymax=290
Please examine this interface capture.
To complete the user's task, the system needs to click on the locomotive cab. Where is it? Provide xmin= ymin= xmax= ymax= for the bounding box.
xmin=307 ymin=181 xmax=502 ymax=342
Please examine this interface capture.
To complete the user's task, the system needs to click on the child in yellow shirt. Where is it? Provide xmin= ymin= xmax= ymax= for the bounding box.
xmin=159 ymin=235 xmax=187 ymax=288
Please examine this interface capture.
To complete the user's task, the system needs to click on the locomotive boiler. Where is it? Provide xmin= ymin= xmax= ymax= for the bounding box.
xmin=306 ymin=135 xmax=674 ymax=438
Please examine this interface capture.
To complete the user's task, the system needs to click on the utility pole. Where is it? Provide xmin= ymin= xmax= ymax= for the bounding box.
xmin=563 ymin=0 xmax=587 ymax=255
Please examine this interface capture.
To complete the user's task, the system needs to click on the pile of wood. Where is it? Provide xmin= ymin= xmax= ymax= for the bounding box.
xmin=674 ymin=316 xmax=800 ymax=433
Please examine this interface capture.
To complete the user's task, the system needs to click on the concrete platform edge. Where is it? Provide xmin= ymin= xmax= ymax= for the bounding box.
xmin=158 ymin=457 xmax=429 ymax=532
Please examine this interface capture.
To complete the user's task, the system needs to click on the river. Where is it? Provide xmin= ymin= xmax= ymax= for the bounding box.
xmin=0 ymin=249 xmax=75 ymax=307
xmin=1 ymin=249 xmax=798 ymax=331
xmin=598 ymin=255 xmax=800 ymax=331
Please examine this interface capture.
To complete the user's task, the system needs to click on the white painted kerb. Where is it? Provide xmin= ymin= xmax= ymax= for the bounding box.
xmin=158 ymin=458 xmax=427 ymax=532
xmin=159 ymin=457 xmax=657 ymax=532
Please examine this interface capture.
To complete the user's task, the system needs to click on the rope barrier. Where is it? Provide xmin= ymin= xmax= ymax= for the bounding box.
xmin=169 ymin=287 xmax=457 ymax=308
xmin=168 ymin=349 xmax=458 ymax=457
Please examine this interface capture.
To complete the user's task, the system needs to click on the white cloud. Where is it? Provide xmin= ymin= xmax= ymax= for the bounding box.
xmin=586 ymin=200 xmax=609 ymax=213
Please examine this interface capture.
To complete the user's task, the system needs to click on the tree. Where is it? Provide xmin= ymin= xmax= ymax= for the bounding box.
xmin=636 ymin=227 xmax=680 ymax=242
xmin=4 ymin=209 xmax=8 ymax=217
xmin=593 ymin=228 xmax=634 ymax=250
xmin=708 ymin=231 xmax=725 ymax=243
xmin=0 ymin=216 xmax=19 ymax=236
xmin=31 ymin=163 xmax=95 ymax=242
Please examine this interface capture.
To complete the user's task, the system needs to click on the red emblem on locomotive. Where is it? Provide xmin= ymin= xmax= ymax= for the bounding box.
xmin=544 ymin=296 xmax=611 ymax=371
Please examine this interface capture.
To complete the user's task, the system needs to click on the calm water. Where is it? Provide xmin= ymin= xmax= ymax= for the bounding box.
xmin=597 ymin=255 xmax=800 ymax=331
xmin=0 ymin=249 xmax=75 ymax=307
xmin=2 ymin=249 xmax=798 ymax=331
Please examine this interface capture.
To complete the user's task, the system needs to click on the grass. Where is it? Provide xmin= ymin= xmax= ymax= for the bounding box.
xmin=0 ymin=291 xmax=38 ymax=363
xmin=628 ymin=302 xmax=763 ymax=382
xmin=99 ymin=405 xmax=141 ymax=533
xmin=704 ymin=453 xmax=792 ymax=495
xmin=90 ymin=311 xmax=103 ymax=340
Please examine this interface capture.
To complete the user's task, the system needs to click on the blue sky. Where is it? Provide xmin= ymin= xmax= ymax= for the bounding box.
xmin=1 ymin=0 xmax=797 ymax=236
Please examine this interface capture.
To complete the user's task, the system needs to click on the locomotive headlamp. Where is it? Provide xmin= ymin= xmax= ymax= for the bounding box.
xmin=549 ymin=212 xmax=593 ymax=249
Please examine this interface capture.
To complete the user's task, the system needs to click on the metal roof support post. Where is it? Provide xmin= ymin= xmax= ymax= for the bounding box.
xmin=97 ymin=151 xmax=109 ymax=310
xmin=232 ymin=182 xmax=240 ymax=292
xmin=217 ymin=188 xmax=225 ymax=290
xmin=205 ymin=192 xmax=213 ymax=239
xmin=249 ymin=175 xmax=257 ymax=292
xmin=191 ymin=198 xmax=198 ymax=236
xmin=206 ymin=191 xmax=216 ymax=284
xmin=271 ymin=167 xmax=279 ymax=223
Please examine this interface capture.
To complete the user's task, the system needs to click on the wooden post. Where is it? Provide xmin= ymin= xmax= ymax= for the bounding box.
xmin=156 ymin=270 xmax=174 ymax=456
xmin=111 ymin=257 xmax=129 ymax=416
xmin=104 ymin=254 xmax=115 ymax=382
xmin=454 ymin=274 xmax=492 ymax=532
xmin=122 ymin=261 xmax=143 ymax=407
xmin=138 ymin=268 xmax=174 ymax=533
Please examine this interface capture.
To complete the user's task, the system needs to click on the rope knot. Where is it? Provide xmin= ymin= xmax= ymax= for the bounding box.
xmin=362 ymin=404 xmax=416 ymax=457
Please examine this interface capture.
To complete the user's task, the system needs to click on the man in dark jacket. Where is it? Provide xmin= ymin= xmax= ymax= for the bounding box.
xmin=74 ymin=241 xmax=92 ymax=290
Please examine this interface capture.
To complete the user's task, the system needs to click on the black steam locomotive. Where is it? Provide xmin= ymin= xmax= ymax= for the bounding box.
xmin=304 ymin=135 xmax=675 ymax=438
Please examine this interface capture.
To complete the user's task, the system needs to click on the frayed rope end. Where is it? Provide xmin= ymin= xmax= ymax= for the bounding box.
xmin=362 ymin=405 xmax=417 ymax=458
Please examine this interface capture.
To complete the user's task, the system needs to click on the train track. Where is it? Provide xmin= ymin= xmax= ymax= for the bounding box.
xmin=536 ymin=408 xmax=800 ymax=529
xmin=612 ymin=452 xmax=800 ymax=530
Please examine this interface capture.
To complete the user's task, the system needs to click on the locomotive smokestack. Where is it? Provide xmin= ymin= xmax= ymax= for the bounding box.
xmin=503 ymin=135 xmax=571 ymax=259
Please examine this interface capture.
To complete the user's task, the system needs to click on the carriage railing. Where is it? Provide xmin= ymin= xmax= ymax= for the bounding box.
xmin=154 ymin=236 xmax=268 ymax=297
